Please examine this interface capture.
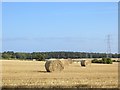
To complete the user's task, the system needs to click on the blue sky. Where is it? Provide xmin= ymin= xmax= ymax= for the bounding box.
xmin=2 ymin=2 xmax=118 ymax=53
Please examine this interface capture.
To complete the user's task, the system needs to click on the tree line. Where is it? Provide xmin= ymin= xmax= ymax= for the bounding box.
xmin=1 ymin=51 xmax=119 ymax=61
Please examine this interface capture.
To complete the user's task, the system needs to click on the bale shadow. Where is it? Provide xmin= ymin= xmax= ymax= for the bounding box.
xmin=31 ymin=70 xmax=47 ymax=73
xmin=2 ymin=85 xmax=119 ymax=90
xmin=37 ymin=71 xmax=47 ymax=73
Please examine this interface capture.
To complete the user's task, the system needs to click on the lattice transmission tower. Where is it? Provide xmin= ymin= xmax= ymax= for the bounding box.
xmin=106 ymin=35 xmax=111 ymax=58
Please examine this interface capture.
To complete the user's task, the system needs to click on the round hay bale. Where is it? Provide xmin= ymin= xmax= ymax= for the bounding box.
xmin=60 ymin=59 xmax=69 ymax=66
xmin=81 ymin=60 xmax=87 ymax=67
xmin=88 ymin=60 xmax=91 ymax=64
xmin=67 ymin=58 xmax=73 ymax=64
xmin=45 ymin=60 xmax=64 ymax=72
xmin=81 ymin=60 xmax=91 ymax=67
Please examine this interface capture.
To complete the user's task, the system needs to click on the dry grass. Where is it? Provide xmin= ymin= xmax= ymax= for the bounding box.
xmin=2 ymin=60 xmax=118 ymax=88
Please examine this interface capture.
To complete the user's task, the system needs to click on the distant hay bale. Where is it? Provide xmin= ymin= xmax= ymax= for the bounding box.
xmin=67 ymin=58 xmax=73 ymax=64
xmin=60 ymin=59 xmax=73 ymax=66
xmin=45 ymin=60 xmax=64 ymax=72
xmin=81 ymin=60 xmax=87 ymax=67
xmin=60 ymin=59 xmax=69 ymax=66
xmin=81 ymin=60 xmax=91 ymax=67
xmin=88 ymin=60 xmax=91 ymax=64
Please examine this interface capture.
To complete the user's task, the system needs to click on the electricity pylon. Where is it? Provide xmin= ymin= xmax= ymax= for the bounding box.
xmin=106 ymin=35 xmax=111 ymax=58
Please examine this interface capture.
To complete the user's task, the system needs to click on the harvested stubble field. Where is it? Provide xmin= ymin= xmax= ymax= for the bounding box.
xmin=1 ymin=60 xmax=118 ymax=88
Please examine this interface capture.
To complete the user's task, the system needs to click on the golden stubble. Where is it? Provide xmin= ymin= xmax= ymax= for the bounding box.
xmin=2 ymin=60 xmax=118 ymax=88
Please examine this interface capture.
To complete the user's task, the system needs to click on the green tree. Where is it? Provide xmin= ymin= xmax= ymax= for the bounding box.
xmin=106 ymin=58 xmax=112 ymax=64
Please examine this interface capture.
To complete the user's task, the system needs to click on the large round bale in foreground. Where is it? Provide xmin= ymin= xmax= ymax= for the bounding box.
xmin=45 ymin=60 xmax=64 ymax=72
